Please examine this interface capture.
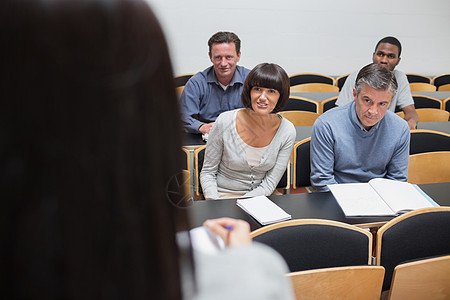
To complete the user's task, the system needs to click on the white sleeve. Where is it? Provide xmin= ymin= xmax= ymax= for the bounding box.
xmin=336 ymin=71 xmax=358 ymax=107
xmin=394 ymin=70 xmax=414 ymax=109
xmin=199 ymin=115 xmax=225 ymax=200
xmin=194 ymin=243 xmax=295 ymax=300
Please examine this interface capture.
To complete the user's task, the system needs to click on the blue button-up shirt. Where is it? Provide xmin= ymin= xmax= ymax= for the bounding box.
xmin=179 ymin=65 xmax=250 ymax=133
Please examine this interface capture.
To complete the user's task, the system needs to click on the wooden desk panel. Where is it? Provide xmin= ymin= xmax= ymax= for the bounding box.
xmin=417 ymin=121 xmax=450 ymax=134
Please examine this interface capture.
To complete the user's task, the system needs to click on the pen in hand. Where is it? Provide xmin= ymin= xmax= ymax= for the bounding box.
xmin=225 ymin=225 xmax=233 ymax=245
xmin=203 ymin=217 xmax=252 ymax=247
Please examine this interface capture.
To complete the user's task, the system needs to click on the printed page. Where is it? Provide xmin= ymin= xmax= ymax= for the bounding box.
xmin=328 ymin=183 xmax=395 ymax=216
xmin=236 ymin=195 xmax=291 ymax=225
xmin=189 ymin=226 xmax=225 ymax=255
xmin=368 ymin=178 xmax=437 ymax=214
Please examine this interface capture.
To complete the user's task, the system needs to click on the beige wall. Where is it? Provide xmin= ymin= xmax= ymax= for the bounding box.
xmin=147 ymin=0 xmax=450 ymax=77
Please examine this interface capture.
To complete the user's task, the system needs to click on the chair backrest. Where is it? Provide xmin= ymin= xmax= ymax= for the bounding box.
xmin=174 ymin=73 xmax=195 ymax=96
xmin=320 ymin=96 xmax=337 ymax=114
xmin=408 ymin=151 xmax=450 ymax=184
xmin=406 ymin=73 xmax=432 ymax=84
xmin=289 ymin=73 xmax=334 ymax=86
xmin=444 ymin=97 xmax=450 ymax=113
xmin=176 ymin=86 xmax=184 ymax=96
xmin=174 ymin=73 xmax=194 ymax=87
xmin=181 ymin=147 xmax=192 ymax=199
xmin=376 ymin=207 xmax=450 ymax=291
xmin=282 ymin=96 xmax=319 ymax=113
xmin=397 ymin=108 xmax=449 ymax=122
xmin=287 ymin=266 xmax=385 ymax=300
xmin=194 ymin=145 xmax=206 ymax=196
xmin=251 ymin=219 xmax=372 ymax=272
xmin=388 ymin=255 xmax=450 ymax=300
xmin=292 ymin=138 xmax=311 ymax=189
xmin=409 ymin=82 xmax=437 ymax=92
xmin=278 ymin=111 xmax=320 ymax=126
xmin=181 ymin=147 xmax=190 ymax=171
xmin=437 ymin=83 xmax=450 ymax=91
xmin=290 ymin=83 xmax=339 ymax=93
xmin=409 ymin=129 xmax=450 ymax=155
xmin=275 ymin=163 xmax=290 ymax=191
xmin=335 ymin=74 xmax=349 ymax=91
xmin=432 ymin=73 xmax=450 ymax=88
xmin=412 ymin=94 xmax=442 ymax=109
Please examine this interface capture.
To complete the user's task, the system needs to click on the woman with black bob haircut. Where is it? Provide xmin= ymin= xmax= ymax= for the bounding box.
xmin=201 ymin=63 xmax=296 ymax=200
xmin=241 ymin=63 xmax=290 ymax=113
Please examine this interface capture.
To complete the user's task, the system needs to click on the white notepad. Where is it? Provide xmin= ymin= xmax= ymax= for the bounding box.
xmin=236 ymin=195 xmax=291 ymax=225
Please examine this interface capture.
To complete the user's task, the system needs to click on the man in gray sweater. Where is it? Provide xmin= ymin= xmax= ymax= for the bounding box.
xmin=311 ymin=63 xmax=410 ymax=192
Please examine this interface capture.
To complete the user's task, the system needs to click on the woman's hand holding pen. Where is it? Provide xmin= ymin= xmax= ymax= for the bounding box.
xmin=203 ymin=217 xmax=252 ymax=247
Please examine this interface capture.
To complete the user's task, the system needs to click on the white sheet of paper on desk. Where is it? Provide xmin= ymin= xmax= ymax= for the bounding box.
xmin=189 ymin=226 xmax=225 ymax=255
xmin=236 ymin=195 xmax=291 ymax=225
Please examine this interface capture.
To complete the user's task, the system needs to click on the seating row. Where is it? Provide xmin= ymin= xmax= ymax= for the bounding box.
xmin=283 ymin=95 xmax=450 ymax=116
xmin=175 ymin=72 xmax=450 ymax=92
xmin=183 ymin=130 xmax=450 ymax=198
xmin=174 ymin=73 xmax=450 ymax=116
xmin=251 ymin=207 xmax=450 ymax=299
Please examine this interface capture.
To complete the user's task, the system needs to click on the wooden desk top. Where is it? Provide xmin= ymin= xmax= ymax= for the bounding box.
xmin=417 ymin=121 xmax=450 ymax=134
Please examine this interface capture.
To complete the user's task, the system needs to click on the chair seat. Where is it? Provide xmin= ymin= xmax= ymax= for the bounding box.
xmin=290 ymin=83 xmax=339 ymax=93
xmin=278 ymin=111 xmax=320 ymax=126
xmin=397 ymin=108 xmax=449 ymax=122
xmin=408 ymin=151 xmax=450 ymax=184
xmin=438 ymin=83 xmax=450 ymax=91
xmin=388 ymin=255 xmax=450 ymax=300
xmin=288 ymin=266 xmax=385 ymax=300
xmin=409 ymin=82 xmax=436 ymax=92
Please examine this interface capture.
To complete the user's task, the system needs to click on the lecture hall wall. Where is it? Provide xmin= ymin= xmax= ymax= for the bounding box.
xmin=147 ymin=0 xmax=450 ymax=78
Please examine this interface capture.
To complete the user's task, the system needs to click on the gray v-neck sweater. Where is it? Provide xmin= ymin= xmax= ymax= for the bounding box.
xmin=200 ymin=109 xmax=296 ymax=200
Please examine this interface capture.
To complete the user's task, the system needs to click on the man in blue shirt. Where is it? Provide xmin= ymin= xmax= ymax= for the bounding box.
xmin=179 ymin=32 xmax=251 ymax=134
xmin=311 ymin=63 xmax=410 ymax=192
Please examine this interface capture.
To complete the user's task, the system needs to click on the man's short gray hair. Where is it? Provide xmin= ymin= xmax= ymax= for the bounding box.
xmin=355 ymin=63 xmax=398 ymax=97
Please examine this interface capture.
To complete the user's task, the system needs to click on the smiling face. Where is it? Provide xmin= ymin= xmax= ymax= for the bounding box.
xmin=372 ymin=42 xmax=401 ymax=71
xmin=209 ymin=42 xmax=240 ymax=85
xmin=250 ymin=86 xmax=280 ymax=115
xmin=353 ymin=84 xmax=393 ymax=131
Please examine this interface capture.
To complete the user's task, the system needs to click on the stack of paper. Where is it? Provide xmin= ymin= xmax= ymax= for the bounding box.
xmin=236 ymin=195 xmax=291 ymax=225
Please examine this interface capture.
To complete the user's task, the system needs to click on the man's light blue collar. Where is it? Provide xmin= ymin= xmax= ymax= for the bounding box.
xmin=349 ymin=101 xmax=382 ymax=132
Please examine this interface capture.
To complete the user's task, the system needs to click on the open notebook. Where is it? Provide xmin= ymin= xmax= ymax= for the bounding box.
xmin=328 ymin=178 xmax=439 ymax=217
xmin=236 ymin=195 xmax=291 ymax=225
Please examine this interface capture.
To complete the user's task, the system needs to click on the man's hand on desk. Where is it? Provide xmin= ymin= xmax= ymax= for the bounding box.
xmin=199 ymin=122 xmax=215 ymax=134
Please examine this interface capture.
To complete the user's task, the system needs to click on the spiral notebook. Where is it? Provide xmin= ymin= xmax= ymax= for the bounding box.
xmin=236 ymin=195 xmax=291 ymax=225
